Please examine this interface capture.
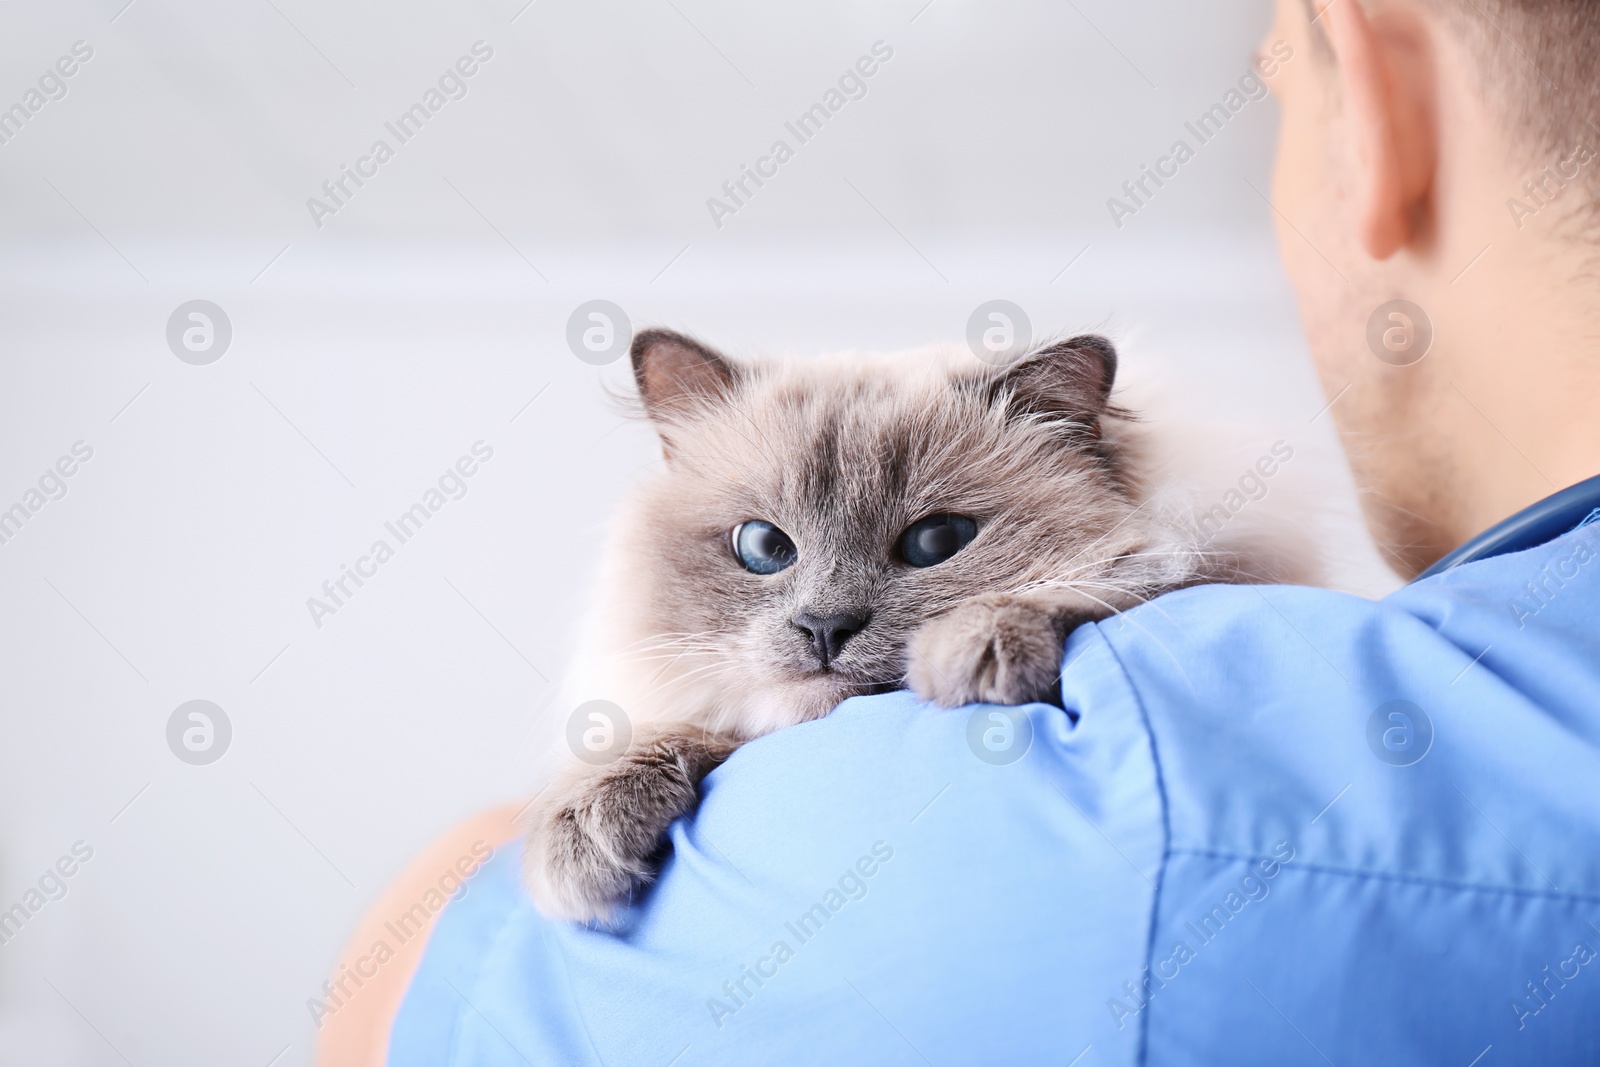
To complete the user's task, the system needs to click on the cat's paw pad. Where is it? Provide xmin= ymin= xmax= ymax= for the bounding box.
xmin=907 ymin=594 xmax=1062 ymax=707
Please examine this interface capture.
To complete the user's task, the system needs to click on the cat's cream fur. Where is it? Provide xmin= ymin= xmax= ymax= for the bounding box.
xmin=525 ymin=329 xmax=1275 ymax=922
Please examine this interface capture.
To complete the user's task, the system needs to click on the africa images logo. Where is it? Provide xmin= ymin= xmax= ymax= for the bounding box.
xmin=1106 ymin=841 xmax=1296 ymax=1029
xmin=705 ymin=841 xmax=895 ymax=1030
xmin=305 ymin=441 xmax=494 ymax=628
xmin=305 ymin=41 xmax=494 ymax=229
xmin=1105 ymin=39 xmax=1292 ymax=229
xmin=704 ymin=40 xmax=894 ymax=229
xmin=0 ymin=40 xmax=94 ymax=147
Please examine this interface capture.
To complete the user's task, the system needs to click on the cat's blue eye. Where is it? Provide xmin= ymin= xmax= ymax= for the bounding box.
xmin=731 ymin=520 xmax=797 ymax=575
xmin=899 ymin=514 xmax=977 ymax=568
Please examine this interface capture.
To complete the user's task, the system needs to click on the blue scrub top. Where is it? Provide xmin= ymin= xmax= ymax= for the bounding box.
xmin=391 ymin=517 xmax=1600 ymax=1066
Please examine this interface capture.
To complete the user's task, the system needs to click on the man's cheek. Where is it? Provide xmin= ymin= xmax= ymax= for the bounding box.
xmin=1273 ymin=135 xmax=1348 ymax=306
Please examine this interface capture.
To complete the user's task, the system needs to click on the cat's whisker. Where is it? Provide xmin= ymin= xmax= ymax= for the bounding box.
xmin=641 ymin=655 xmax=730 ymax=683
xmin=615 ymin=630 xmax=729 ymax=653
xmin=1027 ymin=544 xmax=1174 ymax=583
xmin=1007 ymin=541 xmax=1225 ymax=600
xmin=1023 ymin=580 xmax=1196 ymax=693
xmin=624 ymin=645 xmax=724 ymax=662
xmin=1009 ymin=563 xmax=1127 ymax=595
xmin=644 ymin=657 xmax=739 ymax=694
xmin=652 ymin=656 xmax=734 ymax=680
xmin=1012 ymin=580 xmax=1149 ymax=611
xmin=618 ymin=635 xmax=730 ymax=657
xmin=1055 ymin=497 xmax=1155 ymax=566
xmin=1087 ymin=585 xmax=1181 ymax=627
xmin=622 ymin=636 xmax=723 ymax=651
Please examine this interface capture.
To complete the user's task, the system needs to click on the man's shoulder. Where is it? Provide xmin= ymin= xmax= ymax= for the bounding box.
xmin=1083 ymin=579 xmax=1406 ymax=702
xmin=1088 ymin=524 xmax=1600 ymax=708
xmin=1082 ymin=529 xmax=1600 ymax=871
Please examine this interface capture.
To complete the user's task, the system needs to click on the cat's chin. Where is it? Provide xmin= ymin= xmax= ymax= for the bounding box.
xmin=741 ymin=674 xmax=876 ymax=734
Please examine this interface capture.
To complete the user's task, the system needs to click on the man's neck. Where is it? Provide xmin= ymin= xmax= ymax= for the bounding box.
xmin=1426 ymin=239 xmax=1600 ymax=548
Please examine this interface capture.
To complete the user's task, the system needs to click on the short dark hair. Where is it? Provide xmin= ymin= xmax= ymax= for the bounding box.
xmin=1306 ymin=0 xmax=1600 ymax=230
xmin=1439 ymin=3 xmax=1599 ymax=159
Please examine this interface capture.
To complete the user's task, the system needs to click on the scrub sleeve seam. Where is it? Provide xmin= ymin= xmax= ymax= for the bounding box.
xmin=1086 ymin=624 xmax=1174 ymax=1067
xmin=1171 ymin=847 xmax=1600 ymax=904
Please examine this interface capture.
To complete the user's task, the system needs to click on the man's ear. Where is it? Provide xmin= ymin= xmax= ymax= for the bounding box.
xmin=986 ymin=334 xmax=1119 ymax=425
xmin=1324 ymin=0 xmax=1436 ymax=259
xmin=630 ymin=328 xmax=740 ymax=425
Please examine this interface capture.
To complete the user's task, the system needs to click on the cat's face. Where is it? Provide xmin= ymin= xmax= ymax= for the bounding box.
xmin=613 ymin=329 xmax=1151 ymax=736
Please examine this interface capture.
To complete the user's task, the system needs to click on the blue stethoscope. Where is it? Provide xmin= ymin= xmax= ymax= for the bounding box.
xmin=1414 ymin=471 xmax=1600 ymax=581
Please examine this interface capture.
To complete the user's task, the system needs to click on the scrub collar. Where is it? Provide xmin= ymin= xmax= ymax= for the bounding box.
xmin=1414 ymin=472 xmax=1600 ymax=582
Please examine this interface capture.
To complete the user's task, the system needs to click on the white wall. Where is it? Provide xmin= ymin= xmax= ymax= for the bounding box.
xmin=0 ymin=1 xmax=1394 ymax=1063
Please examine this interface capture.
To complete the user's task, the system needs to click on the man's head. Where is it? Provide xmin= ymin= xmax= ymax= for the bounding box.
xmin=1263 ymin=0 xmax=1600 ymax=577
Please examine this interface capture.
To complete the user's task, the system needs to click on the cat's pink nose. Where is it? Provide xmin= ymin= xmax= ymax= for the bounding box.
xmin=792 ymin=610 xmax=868 ymax=668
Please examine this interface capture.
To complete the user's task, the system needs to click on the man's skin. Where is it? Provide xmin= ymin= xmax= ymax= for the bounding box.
xmin=1271 ymin=0 xmax=1599 ymax=576
xmin=318 ymin=1 xmax=1600 ymax=1061
xmin=316 ymin=804 xmax=525 ymax=1066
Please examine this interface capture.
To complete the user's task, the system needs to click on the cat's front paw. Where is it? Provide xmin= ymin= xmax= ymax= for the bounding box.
xmin=523 ymin=762 xmax=697 ymax=924
xmin=522 ymin=797 xmax=640 ymax=925
xmin=907 ymin=593 xmax=1064 ymax=707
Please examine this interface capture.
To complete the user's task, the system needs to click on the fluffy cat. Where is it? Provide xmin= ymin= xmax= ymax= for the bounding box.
xmin=525 ymin=328 xmax=1245 ymax=922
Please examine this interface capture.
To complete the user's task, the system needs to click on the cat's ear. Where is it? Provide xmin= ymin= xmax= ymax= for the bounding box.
xmin=630 ymin=328 xmax=740 ymax=424
xmin=986 ymin=333 xmax=1118 ymax=422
